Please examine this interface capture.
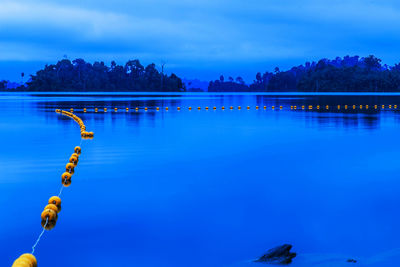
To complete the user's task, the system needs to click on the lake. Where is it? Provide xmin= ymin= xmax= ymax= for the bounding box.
xmin=1 ymin=93 xmax=400 ymax=266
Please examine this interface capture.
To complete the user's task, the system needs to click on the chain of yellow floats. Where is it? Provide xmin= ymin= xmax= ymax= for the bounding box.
xmin=75 ymin=104 xmax=397 ymax=112
xmin=11 ymin=109 xmax=94 ymax=267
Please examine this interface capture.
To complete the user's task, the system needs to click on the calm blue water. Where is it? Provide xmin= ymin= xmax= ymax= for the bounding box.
xmin=1 ymin=93 xmax=400 ymax=266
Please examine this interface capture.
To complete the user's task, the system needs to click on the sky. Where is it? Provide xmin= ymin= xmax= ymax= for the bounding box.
xmin=1 ymin=0 xmax=400 ymax=82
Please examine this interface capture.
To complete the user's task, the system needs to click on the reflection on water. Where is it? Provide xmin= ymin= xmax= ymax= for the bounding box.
xmin=31 ymin=94 xmax=400 ymax=131
xmin=1 ymin=93 xmax=400 ymax=267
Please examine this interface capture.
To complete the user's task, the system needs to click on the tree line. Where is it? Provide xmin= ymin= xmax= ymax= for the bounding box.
xmin=1 ymin=59 xmax=185 ymax=92
xmin=209 ymin=55 xmax=400 ymax=92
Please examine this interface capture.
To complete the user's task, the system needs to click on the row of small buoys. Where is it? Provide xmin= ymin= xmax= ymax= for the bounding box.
xmin=56 ymin=105 xmax=397 ymax=112
xmin=11 ymin=253 xmax=37 ymax=267
xmin=56 ymin=110 xmax=94 ymax=139
xmin=60 ymin=105 xmax=400 ymax=114
xmin=40 ymin=196 xmax=61 ymax=230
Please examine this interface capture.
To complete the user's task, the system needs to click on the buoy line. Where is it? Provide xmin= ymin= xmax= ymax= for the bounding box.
xmin=11 ymin=110 xmax=94 ymax=267
xmin=68 ymin=104 xmax=398 ymax=113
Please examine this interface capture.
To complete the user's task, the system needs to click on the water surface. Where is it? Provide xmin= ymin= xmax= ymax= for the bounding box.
xmin=1 ymin=93 xmax=400 ymax=266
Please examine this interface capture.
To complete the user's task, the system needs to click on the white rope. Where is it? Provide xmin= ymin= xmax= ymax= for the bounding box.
xmin=31 ymin=217 xmax=48 ymax=254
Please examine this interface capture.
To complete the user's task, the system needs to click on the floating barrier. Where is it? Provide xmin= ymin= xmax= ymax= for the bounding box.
xmin=11 ymin=253 xmax=37 ymax=267
xmin=12 ymin=111 xmax=94 ymax=266
xmin=54 ymin=104 xmax=400 ymax=116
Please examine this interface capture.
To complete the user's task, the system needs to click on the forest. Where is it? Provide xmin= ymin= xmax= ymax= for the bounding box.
xmin=1 ymin=59 xmax=185 ymax=92
xmin=209 ymin=55 xmax=400 ymax=92
xmin=2 ymin=55 xmax=400 ymax=92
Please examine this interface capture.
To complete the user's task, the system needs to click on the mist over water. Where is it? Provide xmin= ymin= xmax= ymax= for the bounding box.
xmin=1 ymin=93 xmax=400 ymax=266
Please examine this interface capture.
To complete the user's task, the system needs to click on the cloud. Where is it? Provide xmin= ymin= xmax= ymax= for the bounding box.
xmin=1 ymin=0 xmax=400 ymax=81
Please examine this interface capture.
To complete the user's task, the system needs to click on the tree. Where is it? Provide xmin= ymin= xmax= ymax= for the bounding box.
xmin=363 ymin=55 xmax=382 ymax=71
xmin=236 ymin=76 xmax=244 ymax=84
xmin=26 ymin=58 xmax=185 ymax=92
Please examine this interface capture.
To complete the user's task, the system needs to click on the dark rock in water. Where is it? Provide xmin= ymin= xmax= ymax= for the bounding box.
xmin=254 ymin=244 xmax=296 ymax=265
xmin=346 ymin=259 xmax=357 ymax=263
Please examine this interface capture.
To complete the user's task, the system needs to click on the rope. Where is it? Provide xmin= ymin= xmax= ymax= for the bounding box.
xmin=31 ymin=218 xmax=48 ymax=254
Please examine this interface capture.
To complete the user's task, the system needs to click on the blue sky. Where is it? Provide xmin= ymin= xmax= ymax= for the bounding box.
xmin=1 ymin=0 xmax=400 ymax=82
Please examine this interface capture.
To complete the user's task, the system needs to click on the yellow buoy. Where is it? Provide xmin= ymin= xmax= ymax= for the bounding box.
xmin=198 ymin=107 xmax=201 ymax=110
xmin=337 ymin=105 xmax=340 ymax=109
xmin=256 ymin=106 xmax=259 ymax=110
xmin=48 ymin=196 xmax=61 ymax=211
xmin=188 ymin=107 xmax=192 ymax=110
xmin=382 ymin=105 xmax=385 ymax=109
xmin=18 ymin=254 xmax=37 ymax=267
xmin=104 ymin=108 xmax=107 ymax=112
xmin=165 ymin=107 xmax=168 ymax=110
xmin=70 ymin=108 xmax=74 ymax=112
xmin=345 ymin=105 xmax=348 ymax=109
xmin=317 ymin=105 xmax=320 ymax=109
xmin=222 ymin=106 xmax=225 ymax=110
xmin=12 ymin=255 xmax=37 ymax=267
xmin=126 ymin=107 xmax=129 ymax=111
xmin=41 ymin=218 xmax=56 ymax=230
xmin=61 ymin=172 xmax=72 ymax=181
xmin=156 ymin=107 xmax=160 ymax=110
xmin=69 ymin=156 xmax=78 ymax=166
xmin=213 ymin=106 xmax=216 ymax=110
xmin=326 ymin=105 xmax=329 ymax=109
xmin=83 ymin=108 xmax=87 ymax=112
xmin=272 ymin=106 xmax=275 ymax=109
xmin=280 ymin=106 xmax=283 ymax=109
xmin=62 ymin=177 xmax=72 ymax=187
xmin=74 ymin=146 xmax=81 ymax=155
xmin=177 ymin=107 xmax=181 ymax=110
xmin=301 ymin=106 xmax=304 ymax=110
xmin=41 ymin=209 xmax=57 ymax=223
xmin=145 ymin=107 xmax=148 ymax=111
xmin=114 ymin=107 xmax=118 ymax=112
xmin=205 ymin=107 xmax=209 ymax=110
xmin=238 ymin=106 xmax=241 ymax=110
xmin=44 ymin=204 xmax=59 ymax=214
xmin=263 ymin=106 xmax=266 ymax=109
xmin=66 ymin=163 xmax=75 ymax=174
